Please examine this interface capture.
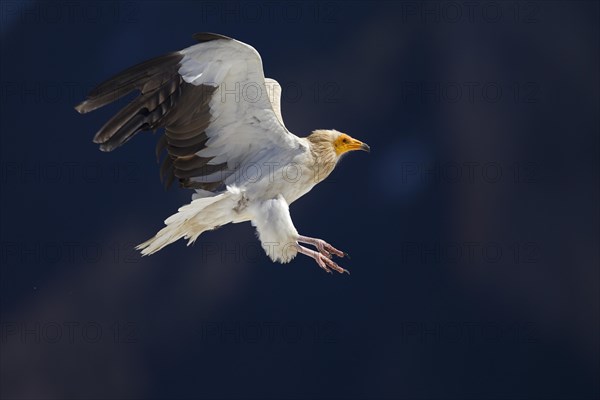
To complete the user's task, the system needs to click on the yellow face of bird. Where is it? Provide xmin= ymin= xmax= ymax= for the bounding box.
xmin=333 ymin=133 xmax=370 ymax=156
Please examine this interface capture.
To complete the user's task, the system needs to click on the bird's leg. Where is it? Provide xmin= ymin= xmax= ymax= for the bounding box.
xmin=297 ymin=235 xmax=348 ymax=259
xmin=297 ymin=244 xmax=349 ymax=274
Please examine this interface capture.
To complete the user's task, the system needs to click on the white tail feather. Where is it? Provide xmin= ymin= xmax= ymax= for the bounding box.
xmin=136 ymin=189 xmax=241 ymax=255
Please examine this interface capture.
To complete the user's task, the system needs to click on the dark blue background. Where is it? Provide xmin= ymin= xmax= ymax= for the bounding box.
xmin=1 ymin=1 xmax=598 ymax=399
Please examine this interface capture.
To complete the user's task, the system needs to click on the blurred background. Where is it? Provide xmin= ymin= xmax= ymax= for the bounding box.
xmin=1 ymin=1 xmax=598 ymax=399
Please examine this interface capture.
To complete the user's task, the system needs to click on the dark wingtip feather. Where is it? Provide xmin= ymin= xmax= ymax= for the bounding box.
xmin=74 ymin=101 xmax=88 ymax=114
xmin=76 ymin=53 xmax=183 ymax=120
xmin=155 ymin=134 xmax=167 ymax=162
xmin=192 ymin=32 xmax=233 ymax=42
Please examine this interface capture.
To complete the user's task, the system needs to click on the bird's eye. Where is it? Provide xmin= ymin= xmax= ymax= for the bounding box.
xmin=342 ymin=138 xmax=349 ymax=144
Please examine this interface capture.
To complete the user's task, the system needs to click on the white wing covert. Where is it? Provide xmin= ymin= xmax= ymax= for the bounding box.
xmin=263 ymin=78 xmax=285 ymax=126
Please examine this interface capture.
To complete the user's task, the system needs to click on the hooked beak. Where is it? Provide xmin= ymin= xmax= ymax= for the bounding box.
xmin=345 ymin=138 xmax=370 ymax=153
xmin=335 ymin=134 xmax=371 ymax=155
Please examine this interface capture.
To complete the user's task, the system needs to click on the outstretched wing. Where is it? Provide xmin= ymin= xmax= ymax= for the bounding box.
xmin=75 ymin=33 xmax=303 ymax=191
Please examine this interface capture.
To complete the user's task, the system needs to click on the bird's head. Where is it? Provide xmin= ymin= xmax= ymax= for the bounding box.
xmin=308 ymin=129 xmax=370 ymax=159
xmin=306 ymin=129 xmax=370 ymax=182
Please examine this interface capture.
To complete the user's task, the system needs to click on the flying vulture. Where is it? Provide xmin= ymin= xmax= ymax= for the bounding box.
xmin=76 ymin=33 xmax=370 ymax=274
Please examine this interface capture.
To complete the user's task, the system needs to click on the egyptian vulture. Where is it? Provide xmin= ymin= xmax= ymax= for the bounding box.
xmin=76 ymin=33 xmax=369 ymax=274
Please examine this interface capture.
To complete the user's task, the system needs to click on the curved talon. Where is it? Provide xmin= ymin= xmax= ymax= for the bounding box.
xmin=297 ymin=244 xmax=349 ymax=275
xmin=321 ymin=254 xmax=348 ymax=274
xmin=322 ymin=242 xmax=345 ymax=258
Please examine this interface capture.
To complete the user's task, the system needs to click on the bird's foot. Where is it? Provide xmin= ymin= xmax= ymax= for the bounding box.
xmin=317 ymin=252 xmax=350 ymax=274
xmin=297 ymin=245 xmax=349 ymax=274
xmin=297 ymin=235 xmax=348 ymax=259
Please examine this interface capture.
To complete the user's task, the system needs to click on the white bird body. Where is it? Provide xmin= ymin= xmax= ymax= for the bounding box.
xmin=76 ymin=33 xmax=369 ymax=273
xmin=145 ymin=138 xmax=323 ymax=262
